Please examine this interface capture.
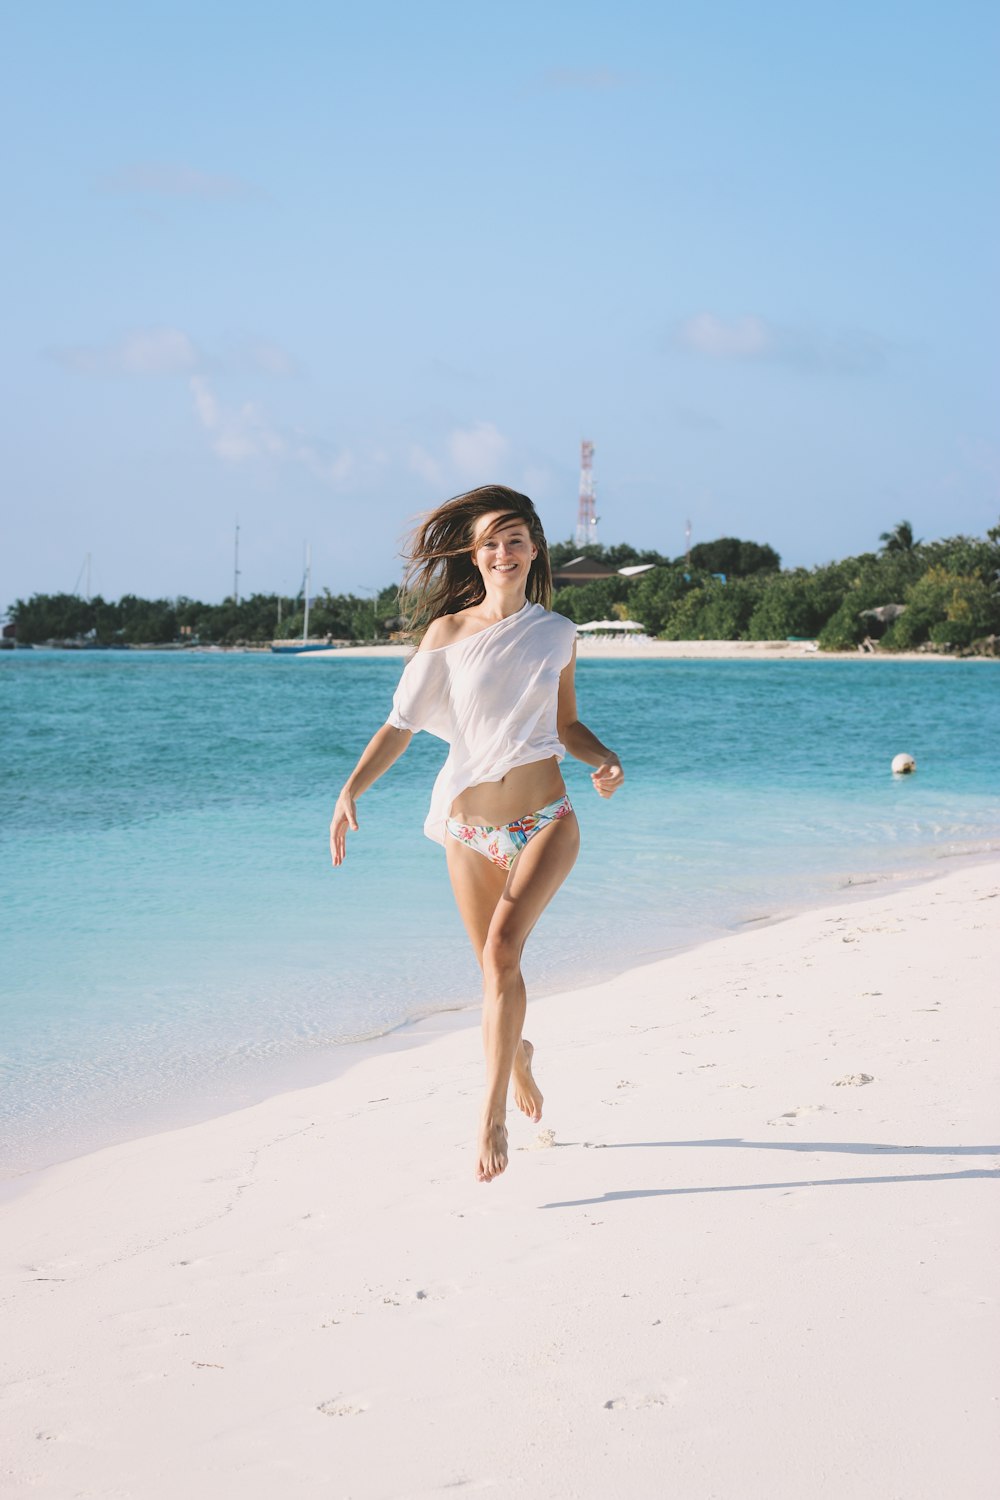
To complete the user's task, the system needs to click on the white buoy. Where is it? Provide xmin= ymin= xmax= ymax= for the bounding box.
xmin=891 ymin=753 xmax=916 ymax=775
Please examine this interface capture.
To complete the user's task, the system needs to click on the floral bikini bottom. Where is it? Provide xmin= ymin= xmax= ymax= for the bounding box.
xmin=445 ymin=793 xmax=573 ymax=872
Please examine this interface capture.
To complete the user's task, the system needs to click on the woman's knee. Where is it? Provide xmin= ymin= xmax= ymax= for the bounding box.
xmin=482 ymin=928 xmax=522 ymax=984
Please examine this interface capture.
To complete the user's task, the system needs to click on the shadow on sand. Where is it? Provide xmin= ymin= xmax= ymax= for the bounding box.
xmin=541 ymin=1138 xmax=1000 ymax=1209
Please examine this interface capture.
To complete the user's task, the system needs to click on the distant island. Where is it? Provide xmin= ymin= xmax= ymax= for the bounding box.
xmin=5 ymin=523 xmax=999 ymax=655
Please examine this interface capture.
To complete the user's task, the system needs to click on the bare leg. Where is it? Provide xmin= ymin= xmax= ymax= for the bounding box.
xmin=445 ymin=839 xmax=541 ymax=1118
xmin=512 ymin=1038 xmax=542 ymax=1123
xmin=446 ymin=812 xmax=580 ymax=1181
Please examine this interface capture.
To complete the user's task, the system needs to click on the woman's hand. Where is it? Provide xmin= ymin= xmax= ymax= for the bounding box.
xmin=591 ymin=756 xmax=624 ymax=799
xmin=330 ymin=788 xmax=359 ymax=866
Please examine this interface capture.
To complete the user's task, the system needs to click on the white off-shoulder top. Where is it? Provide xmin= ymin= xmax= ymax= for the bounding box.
xmin=386 ymin=601 xmax=578 ymax=844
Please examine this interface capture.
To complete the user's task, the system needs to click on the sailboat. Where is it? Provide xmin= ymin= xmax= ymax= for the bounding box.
xmin=271 ymin=544 xmax=332 ymax=653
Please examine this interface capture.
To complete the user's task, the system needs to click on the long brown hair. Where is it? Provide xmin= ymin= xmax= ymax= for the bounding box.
xmin=399 ymin=484 xmax=553 ymax=638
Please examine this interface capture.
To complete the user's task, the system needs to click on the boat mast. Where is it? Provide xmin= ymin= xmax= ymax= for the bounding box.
xmin=302 ymin=543 xmax=311 ymax=644
xmin=73 ymin=552 xmax=92 ymax=601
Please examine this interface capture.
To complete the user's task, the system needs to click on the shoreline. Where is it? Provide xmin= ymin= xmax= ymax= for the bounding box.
xmin=5 ymin=647 xmax=997 ymax=1202
xmin=3 ymin=843 xmax=997 ymax=1201
xmin=10 ymin=640 xmax=996 ymax=661
xmin=4 ymin=859 xmax=997 ymax=1497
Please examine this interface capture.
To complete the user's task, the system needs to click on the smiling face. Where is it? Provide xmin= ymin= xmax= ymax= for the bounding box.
xmin=471 ymin=511 xmax=539 ymax=594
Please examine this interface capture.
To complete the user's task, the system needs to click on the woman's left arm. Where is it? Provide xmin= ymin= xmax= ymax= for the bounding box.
xmin=556 ymin=643 xmax=624 ymax=799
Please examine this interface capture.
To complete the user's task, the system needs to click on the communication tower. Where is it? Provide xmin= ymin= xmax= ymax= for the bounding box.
xmin=574 ymin=440 xmax=598 ymax=548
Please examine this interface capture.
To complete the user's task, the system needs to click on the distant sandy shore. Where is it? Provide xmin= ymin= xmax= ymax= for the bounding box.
xmin=298 ymin=637 xmax=987 ymax=662
xmin=4 ymin=861 xmax=998 ymax=1498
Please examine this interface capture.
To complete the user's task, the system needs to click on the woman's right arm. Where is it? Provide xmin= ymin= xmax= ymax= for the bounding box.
xmin=330 ymin=722 xmax=412 ymax=867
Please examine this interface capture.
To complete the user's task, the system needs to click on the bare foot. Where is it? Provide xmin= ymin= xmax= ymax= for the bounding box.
xmin=512 ymin=1039 xmax=543 ymax=1123
xmin=476 ymin=1114 xmax=508 ymax=1182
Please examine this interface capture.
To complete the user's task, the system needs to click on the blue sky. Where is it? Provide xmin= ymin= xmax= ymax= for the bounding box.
xmin=2 ymin=0 xmax=998 ymax=606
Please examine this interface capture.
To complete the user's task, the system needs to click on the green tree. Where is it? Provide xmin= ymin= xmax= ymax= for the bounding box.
xmin=882 ymin=568 xmax=1000 ymax=649
xmin=920 ymin=531 xmax=1000 ymax=579
xmin=815 ymin=546 xmax=928 ymax=649
xmin=548 ymin=539 xmax=672 ymax=570
xmin=91 ymin=595 xmax=124 ymax=644
xmin=746 ymin=569 xmax=844 ymax=640
xmin=551 ymin=577 xmax=631 ymax=624
xmin=9 ymin=592 xmax=95 ymax=643
xmin=627 ymin=566 xmax=691 ymax=635
xmin=657 ymin=576 xmax=762 ymax=640
xmin=878 ymin=519 xmax=920 ymax=554
xmin=687 ymin=538 xmax=781 ymax=577
xmin=118 ymin=595 xmax=177 ymax=644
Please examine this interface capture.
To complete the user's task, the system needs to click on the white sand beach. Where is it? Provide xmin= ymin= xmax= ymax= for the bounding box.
xmin=298 ymin=638 xmax=984 ymax=661
xmin=4 ymin=862 xmax=998 ymax=1499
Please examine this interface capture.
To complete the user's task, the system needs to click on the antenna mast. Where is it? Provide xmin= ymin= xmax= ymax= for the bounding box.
xmin=233 ymin=519 xmax=241 ymax=605
xmin=574 ymin=440 xmax=598 ymax=549
xmin=302 ymin=543 xmax=311 ymax=644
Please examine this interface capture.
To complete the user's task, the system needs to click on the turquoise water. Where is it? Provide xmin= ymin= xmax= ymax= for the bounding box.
xmin=2 ymin=649 xmax=998 ymax=1177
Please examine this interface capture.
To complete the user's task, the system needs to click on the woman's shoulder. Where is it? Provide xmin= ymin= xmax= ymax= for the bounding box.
xmin=524 ymin=607 xmax=577 ymax=668
xmin=417 ymin=612 xmax=470 ymax=653
xmin=541 ymin=608 xmax=578 ymax=639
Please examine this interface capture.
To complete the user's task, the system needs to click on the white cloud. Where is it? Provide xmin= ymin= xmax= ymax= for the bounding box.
xmin=406 ymin=422 xmax=515 ymax=492
xmin=98 ymin=162 xmax=257 ymax=200
xmin=55 ymin=327 xmax=203 ymax=376
xmin=447 ymin=421 xmax=509 ymax=478
xmin=190 ymin=376 xmax=287 ymax=462
xmin=672 ymin=313 xmax=889 ymax=374
xmin=190 ymin=376 xmax=220 ymax=430
xmin=677 ymin=314 xmax=770 ymax=359
xmin=189 ymin=376 xmax=360 ymax=485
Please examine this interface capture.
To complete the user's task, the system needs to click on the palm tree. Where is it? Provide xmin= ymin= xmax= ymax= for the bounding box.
xmin=879 ymin=519 xmax=920 ymax=554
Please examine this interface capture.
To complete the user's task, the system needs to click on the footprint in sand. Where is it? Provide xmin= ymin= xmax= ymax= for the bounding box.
xmin=833 ymin=1073 xmax=875 ymax=1087
xmin=603 ymin=1378 xmax=687 ymax=1411
xmin=517 ymin=1128 xmax=557 ymax=1151
xmin=317 ymin=1398 xmax=368 ymax=1417
xmin=767 ymin=1104 xmax=828 ymax=1126
xmin=27 ymin=1257 xmax=77 ymax=1278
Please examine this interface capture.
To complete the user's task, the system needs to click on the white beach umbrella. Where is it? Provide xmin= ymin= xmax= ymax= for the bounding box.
xmin=576 ymin=619 xmax=646 ymax=632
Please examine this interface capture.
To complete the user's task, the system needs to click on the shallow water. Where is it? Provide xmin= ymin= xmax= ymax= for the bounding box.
xmin=2 ymin=649 xmax=998 ymax=1176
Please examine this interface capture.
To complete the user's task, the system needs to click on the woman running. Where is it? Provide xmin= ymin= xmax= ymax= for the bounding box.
xmin=330 ymin=485 xmax=623 ymax=1182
